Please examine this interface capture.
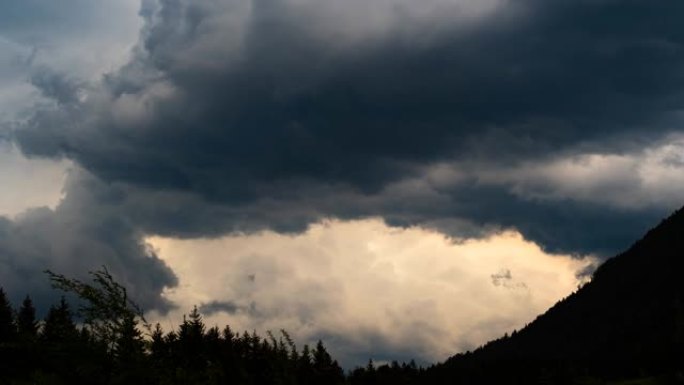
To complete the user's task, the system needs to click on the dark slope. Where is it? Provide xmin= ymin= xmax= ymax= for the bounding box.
xmin=432 ymin=206 xmax=684 ymax=383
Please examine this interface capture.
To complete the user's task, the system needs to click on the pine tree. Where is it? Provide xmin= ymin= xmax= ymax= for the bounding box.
xmin=45 ymin=268 xmax=148 ymax=352
xmin=110 ymin=312 xmax=148 ymax=385
xmin=114 ymin=313 xmax=145 ymax=361
xmin=188 ymin=305 xmax=206 ymax=340
xmin=297 ymin=344 xmax=314 ymax=384
xmin=0 ymin=288 xmax=15 ymax=342
xmin=313 ymin=340 xmax=333 ymax=368
xmin=150 ymin=323 xmax=166 ymax=358
xmin=177 ymin=306 xmax=207 ymax=376
xmin=313 ymin=340 xmax=345 ymax=384
xmin=17 ymin=295 xmax=38 ymax=340
xmin=41 ymin=297 xmax=77 ymax=343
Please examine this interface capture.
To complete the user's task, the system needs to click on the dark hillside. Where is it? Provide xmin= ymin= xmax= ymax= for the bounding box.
xmin=430 ymin=207 xmax=684 ymax=383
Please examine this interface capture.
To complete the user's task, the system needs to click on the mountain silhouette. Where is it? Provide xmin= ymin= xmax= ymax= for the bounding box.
xmin=427 ymin=206 xmax=684 ymax=383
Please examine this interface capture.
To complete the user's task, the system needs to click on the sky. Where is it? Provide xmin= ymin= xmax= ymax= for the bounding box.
xmin=1 ymin=0 xmax=684 ymax=368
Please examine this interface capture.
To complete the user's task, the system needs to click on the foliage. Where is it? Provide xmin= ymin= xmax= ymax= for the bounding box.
xmin=16 ymin=295 xmax=38 ymax=339
xmin=41 ymin=297 xmax=78 ymax=343
xmin=45 ymin=267 xmax=149 ymax=352
xmin=0 ymin=268 xmax=347 ymax=385
xmin=0 ymin=287 xmax=16 ymax=343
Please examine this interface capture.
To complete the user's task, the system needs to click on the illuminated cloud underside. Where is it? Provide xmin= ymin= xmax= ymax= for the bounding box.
xmin=148 ymin=219 xmax=595 ymax=367
xmin=481 ymin=134 xmax=684 ymax=210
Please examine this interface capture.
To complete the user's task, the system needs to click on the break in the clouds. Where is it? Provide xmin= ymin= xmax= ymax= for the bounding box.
xmin=2 ymin=0 xmax=684 ymax=362
xmin=147 ymin=219 xmax=595 ymax=367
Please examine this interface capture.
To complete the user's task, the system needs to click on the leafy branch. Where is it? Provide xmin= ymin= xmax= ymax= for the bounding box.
xmin=44 ymin=266 xmax=149 ymax=352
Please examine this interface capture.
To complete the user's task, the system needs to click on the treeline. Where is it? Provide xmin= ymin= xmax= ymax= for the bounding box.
xmin=0 ymin=269 xmax=427 ymax=385
xmin=5 ymin=265 xmax=681 ymax=385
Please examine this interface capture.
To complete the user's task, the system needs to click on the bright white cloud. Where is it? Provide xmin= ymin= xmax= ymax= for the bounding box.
xmin=409 ymin=134 xmax=684 ymax=212
xmin=147 ymin=218 xmax=594 ymax=367
xmin=479 ymin=134 xmax=684 ymax=210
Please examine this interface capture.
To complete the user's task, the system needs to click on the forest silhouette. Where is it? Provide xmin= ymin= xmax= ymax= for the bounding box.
xmin=3 ymin=207 xmax=684 ymax=384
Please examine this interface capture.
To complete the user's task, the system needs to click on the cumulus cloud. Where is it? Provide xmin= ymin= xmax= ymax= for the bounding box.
xmin=0 ymin=37 xmax=37 ymax=124
xmin=200 ymin=300 xmax=242 ymax=316
xmin=9 ymin=0 xmax=684 ymax=259
xmin=2 ymin=0 xmax=684 ymax=360
xmin=147 ymin=219 xmax=595 ymax=367
xmin=0 ymin=1 xmax=179 ymax=313
xmin=479 ymin=134 xmax=684 ymax=210
xmin=29 ymin=69 xmax=84 ymax=106
xmin=0 ymin=169 xmax=177 ymax=312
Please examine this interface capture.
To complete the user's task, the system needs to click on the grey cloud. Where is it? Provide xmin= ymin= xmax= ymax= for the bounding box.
xmin=0 ymin=170 xmax=177 ymax=313
xmin=30 ymin=69 xmax=82 ymax=106
xmin=0 ymin=39 xmax=37 ymax=123
xmin=127 ymin=171 xmax=665 ymax=255
xmin=428 ymin=185 xmax=667 ymax=256
xmin=491 ymin=269 xmax=512 ymax=287
xmin=10 ymin=0 xmax=684 ymax=266
xmin=20 ymin=0 xmax=684 ymax=183
xmin=199 ymin=300 xmax=241 ymax=316
xmin=490 ymin=269 xmax=527 ymax=290
xmin=41 ymin=153 xmax=666 ymax=257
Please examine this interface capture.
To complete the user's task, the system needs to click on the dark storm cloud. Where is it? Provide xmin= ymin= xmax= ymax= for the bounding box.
xmin=10 ymin=0 xmax=684 ymax=259
xmin=425 ymin=184 xmax=668 ymax=256
xmin=0 ymin=171 xmax=177 ymax=313
xmin=200 ymin=300 xmax=241 ymax=316
xmin=30 ymin=69 xmax=82 ymax=106
xmin=91 ymin=168 xmax=662 ymax=256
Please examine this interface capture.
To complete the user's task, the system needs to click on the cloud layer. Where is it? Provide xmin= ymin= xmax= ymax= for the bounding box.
xmin=148 ymin=219 xmax=594 ymax=367
xmin=1 ymin=0 xmax=684 ymax=357
xmin=0 ymin=170 xmax=177 ymax=312
xmin=11 ymin=0 xmax=684 ymax=255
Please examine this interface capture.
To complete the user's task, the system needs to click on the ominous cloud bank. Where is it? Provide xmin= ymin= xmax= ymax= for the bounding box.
xmin=0 ymin=0 xmax=172 ymax=310
xmin=0 ymin=170 xmax=177 ymax=312
xmin=2 ymin=0 xmax=684 ymax=328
